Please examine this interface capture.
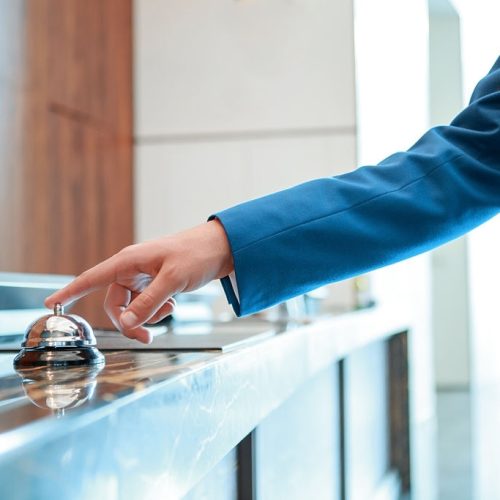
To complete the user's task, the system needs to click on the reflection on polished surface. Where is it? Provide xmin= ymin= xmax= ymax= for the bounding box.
xmin=0 ymin=350 xmax=216 ymax=435
xmin=16 ymin=364 xmax=104 ymax=417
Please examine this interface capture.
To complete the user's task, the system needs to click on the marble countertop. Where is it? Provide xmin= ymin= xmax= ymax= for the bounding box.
xmin=0 ymin=306 xmax=409 ymax=499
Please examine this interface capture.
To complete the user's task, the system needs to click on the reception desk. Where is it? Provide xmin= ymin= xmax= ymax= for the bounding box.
xmin=0 ymin=307 xmax=410 ymax=500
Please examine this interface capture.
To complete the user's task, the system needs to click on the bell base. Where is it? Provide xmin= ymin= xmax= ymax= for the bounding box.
xmin=13 ymin=347 xmax=105 ymax=369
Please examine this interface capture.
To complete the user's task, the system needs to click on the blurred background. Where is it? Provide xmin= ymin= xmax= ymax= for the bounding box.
xmin=0 ymin=0 xmax=499 ymax=498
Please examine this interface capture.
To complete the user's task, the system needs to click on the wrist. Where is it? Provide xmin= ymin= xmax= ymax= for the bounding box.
xmin=208 ymin=219 xmax=234 ymax=279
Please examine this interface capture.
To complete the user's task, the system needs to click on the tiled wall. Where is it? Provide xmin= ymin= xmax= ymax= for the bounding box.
xmin=135 ymin=135 xmax=357 ymax=238
xmin=133 ymin=0 xmax=356 ymax=240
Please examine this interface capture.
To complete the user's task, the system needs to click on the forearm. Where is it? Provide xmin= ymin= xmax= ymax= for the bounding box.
xmin=214 ymin=57 xmax=500 ymax=316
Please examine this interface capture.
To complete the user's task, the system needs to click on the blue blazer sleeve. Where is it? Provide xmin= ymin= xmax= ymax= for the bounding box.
xmin=213 ymin=57 xmax=500 ymax=317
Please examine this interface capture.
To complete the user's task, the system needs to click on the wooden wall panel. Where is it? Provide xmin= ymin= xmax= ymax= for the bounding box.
xmin=0 ymin=0 xmax=133 ymax=327
xmin=0 ymin=2 xmax=26 ymax=273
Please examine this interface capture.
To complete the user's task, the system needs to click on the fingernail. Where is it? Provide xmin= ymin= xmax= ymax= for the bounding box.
xmin=120 ymin=311 xmax=138 ymax=329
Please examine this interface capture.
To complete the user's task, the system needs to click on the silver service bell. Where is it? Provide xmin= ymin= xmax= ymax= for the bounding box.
xmin=13 ymin=304 xmax=105 ymax=368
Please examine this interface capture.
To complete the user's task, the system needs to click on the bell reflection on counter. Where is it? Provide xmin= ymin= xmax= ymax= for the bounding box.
xmin=15 ymin=363 xmax=103 ymax=417
xmin=13 ymin=304 xmax=105 ymax=368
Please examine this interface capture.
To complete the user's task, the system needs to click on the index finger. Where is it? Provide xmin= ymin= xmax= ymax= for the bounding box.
xmin=44 ymin=256 xmax=118 ymax=308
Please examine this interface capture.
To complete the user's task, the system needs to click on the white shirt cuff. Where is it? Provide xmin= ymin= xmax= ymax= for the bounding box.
xmin=228 ymin=271 xmax=240 ymax=303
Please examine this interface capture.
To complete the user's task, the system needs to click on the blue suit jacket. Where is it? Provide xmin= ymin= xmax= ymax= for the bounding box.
xmin=213 ymin=57 xmax=500 ymax=316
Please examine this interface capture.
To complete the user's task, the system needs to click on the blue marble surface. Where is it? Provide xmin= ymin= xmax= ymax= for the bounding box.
xmin=0 ymin=307 xmax=408 ymax=499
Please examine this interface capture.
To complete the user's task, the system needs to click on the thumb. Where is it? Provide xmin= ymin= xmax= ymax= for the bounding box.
xmin=119 ymin=275 xmax=174 ymax=329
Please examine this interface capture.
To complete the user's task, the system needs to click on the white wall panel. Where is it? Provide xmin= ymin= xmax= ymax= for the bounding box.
xmin=134 ymin=0 xmax=355 ymax=136
xmin=135 ymin=134 xmax=356 ymax=241
xmin=134 ymin=140 xmax=249 ymax=241
xmin=245 ymin=134 xmax=356 ymax=199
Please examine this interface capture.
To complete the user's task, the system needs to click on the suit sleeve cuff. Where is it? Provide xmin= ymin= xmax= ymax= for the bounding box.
xmin=207 ymin=215 xmax=242 ymax=316
xmin=219 ymin=271 xmax=241 ymax=316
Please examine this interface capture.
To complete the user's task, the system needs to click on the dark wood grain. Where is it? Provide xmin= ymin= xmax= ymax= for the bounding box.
xmin=0 ymin=0 xmax=133 ymax=327
xmin=388 ymin=331 xmax=411 ymax=493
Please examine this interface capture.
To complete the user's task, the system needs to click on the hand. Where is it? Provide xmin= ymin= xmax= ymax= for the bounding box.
xmin=45 ymin=220 xmax=234 ymax=344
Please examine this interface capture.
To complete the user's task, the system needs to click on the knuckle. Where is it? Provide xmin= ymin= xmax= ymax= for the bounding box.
xmin=119 ymin=244 xmax=138 ymax=256
xmin=160 ymin=266 xmax=183 ymax=290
